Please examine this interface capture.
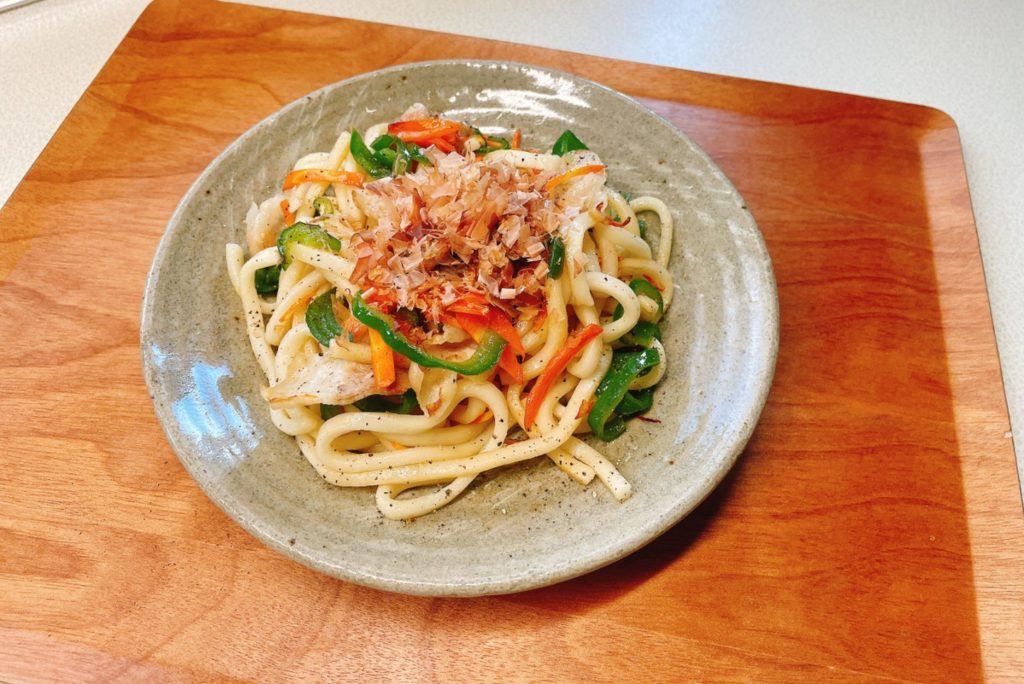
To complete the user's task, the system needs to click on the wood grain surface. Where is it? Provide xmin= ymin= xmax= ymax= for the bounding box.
xmin=2 ymin=0 xmax=1023 ymax=681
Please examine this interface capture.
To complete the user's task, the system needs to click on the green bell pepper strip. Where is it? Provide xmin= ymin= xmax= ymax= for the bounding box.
xmin=551 ymin=130 xmax=588 ymax=156
xmin=305 ymin=288 xmax=344 ymax=346
xmin=620 ymin=320 xmax=661 ymax=348
xmin=615 ymin=387 xmax=655 ymax=418
xmin=371 ymin=134 xmax=399 ymax=152
xmin=637 ymin=217 xmax=648 ymax=241
xmin=320 ymin=403 xmax=343 ymax=420
xmin=613 ymin=278 xmax=665 ymax=323
xmin=587 ymin=346 xmax=661 ymax=441
xmin=351 ymin=293 xmax=507 ymax=375
xmin=322 ymin=389 xmax=418 ymax=420
xmin=546 ymin=235 xmax=565 ymax=278
xmin=312 ymin=196 xmax=335 ymax=217
xmin=277 ymin=222 xmax=341 ymax=268
xmin=475 ymin=135 xmax=510 ymax=155
xmin=349 ymin=129 xmax=391 ymax=178
xmin=628 ymin=278 xmax=664 ymax=321
xmin=373 ymin=135 xmax=431 ymax=167
xmin=254 ymin=265 xmax=281 ymax=295
xmin=354 ymin=388 xmax=418 ymax=414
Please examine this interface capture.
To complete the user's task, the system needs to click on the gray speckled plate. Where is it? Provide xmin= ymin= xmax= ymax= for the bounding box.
xmin=141 ymin=60 xmax=778 ymax=596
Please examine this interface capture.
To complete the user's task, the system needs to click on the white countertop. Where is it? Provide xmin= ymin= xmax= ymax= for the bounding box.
xmin=3 ymin=0 xmax=1022 ymax=481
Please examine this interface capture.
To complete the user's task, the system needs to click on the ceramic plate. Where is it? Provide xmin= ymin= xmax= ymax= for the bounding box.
xmin=141 ymin=60 xmax=778 ymax=596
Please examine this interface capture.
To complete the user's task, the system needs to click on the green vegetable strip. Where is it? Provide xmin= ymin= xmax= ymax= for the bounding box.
xmin=373 ymin=135 xmax=430 ymax=166
xmin=587 ymin=347 xmax=661 ymax=441
xmin=254 ymin=265 xmax=281 ymax=295
xmin=349 ymin=129 xmax=391 ymax=178
xmin=395 ymin=388 xmax=419 ymax=414
xmin=353 ymin=389 xmax=418 ymax=414
xmin=324 ymin=389 xmax=418 ymax=420
xmin=320 ymin=404 xmax=343 ymax=420
xmin=352 ymin=395 xmax=392 ymax=412
xmin=277 ymin=222 xmax=341 ymax=268
xmin=637 ymin=217 xmax=648 ymax=240
xmin=351 ymin=293 xmax=506 ymax=375
xmin=612 ymin=279 xmax=664 ymax=324
xmin=621 ymin=320 xmax=661 ymax=348
xmin=551 ymin=130 xmax=588 ymax=156
xmin=370 ymin=134 xmax=397 ymax=152
xmin=615 ymin=388 xmax=655 ymax=418
xmin=546 ymin=235 xmax=565 ymax=278
xmin=628 ymin=278 xmax=664 ymax=321
xmin=305 ymin=289 xmax=344 ymax=346
xmin=476 ymin=136 xmax=510 ymax=154
xmin=312 ymin=196 xmax=335 ymax=217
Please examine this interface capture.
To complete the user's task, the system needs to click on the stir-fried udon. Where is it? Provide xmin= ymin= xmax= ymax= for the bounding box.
xmin=226 ymin=104 xmax=674 ymax=520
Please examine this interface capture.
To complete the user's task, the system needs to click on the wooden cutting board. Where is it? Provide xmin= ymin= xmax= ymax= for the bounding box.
xmin=1 ymin=0 xmax=1022 ymax=681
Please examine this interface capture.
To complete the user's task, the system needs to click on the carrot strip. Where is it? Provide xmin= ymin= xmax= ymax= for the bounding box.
xmin=368 ymin=328 xmax=396 ymax=388
xmin=523 ymin=323 xmax=604 ymax=429
xmin=388 ymin=118 xmax=458 ymax=134
xmin=545 ymin=164 xmax=606 ymax=193
xmin=511 ymin=128 xmax=522 ymax=150
xmin=282 ymin=169 xmax=363 ymax=190
xmin=279 ymin=199 xmax=295 ymax=225
xmin=428 ymin=136 xmax=456 ymax=153
xmin=453 ymin=312 xmax=523 ymax=384
xmin=497 ymin=346 xmax=523 ymax=384
xmin=486 ymin=309 xmax=525 ymax=355
xmin=389 ymin=118 xmax=462 ymax=143
xmin=452 ymin=312 xmax=488 ymax=341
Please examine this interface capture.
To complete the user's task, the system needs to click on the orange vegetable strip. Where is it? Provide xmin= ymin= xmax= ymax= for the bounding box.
xmin=523 ymin=323 xmax=604 ymax=429
xmin=453 ymin=312 xmax=523 ymax=384
xmin=487 ymin=309 xmax=525 ymax=355
xmin=427 ymin=136 xmax=456 ymax=153
xmin=279 ymin=199 xmax=295 ymax=225
xmin=388 ymin=118 xmax=459 ymax=134
xmin=282 ymin=169 xmax=363 ymax=190
xmin=544 ymin=164 xmax=606 ymax=193
xmin=452 ymin=312 xmax=488 ymax=342
xmin=389 ymin=118 xmax=462 ymax=141
xmin=511 ymin=128 xmax=522 ymax=150
xmin=368 ymin=328 xmax=396 ymax=388
xmin=497 ymin=346 xmax=524 ymax=384
xmin=392 ymin=126 xmax=461 ymax=145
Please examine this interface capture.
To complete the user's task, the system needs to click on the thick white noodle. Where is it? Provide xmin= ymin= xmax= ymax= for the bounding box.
xmin=629 ymin=196 xmax=673 ymax=268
